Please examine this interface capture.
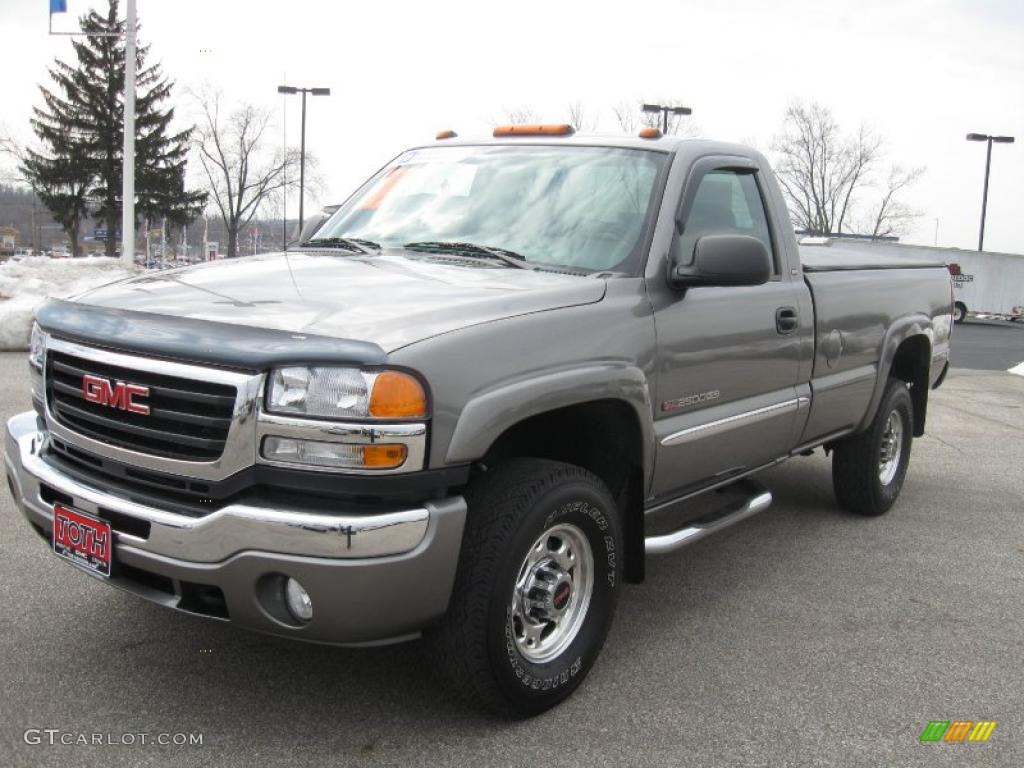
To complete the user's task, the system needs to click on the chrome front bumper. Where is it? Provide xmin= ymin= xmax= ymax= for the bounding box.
xmin=5 ymin=411 xmax=467 ymax=645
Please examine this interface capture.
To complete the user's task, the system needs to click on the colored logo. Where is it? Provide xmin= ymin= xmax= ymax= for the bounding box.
xmin=82 ymin=374 xmax=151 ymax=415
xmin=920 ymin=721 xmax=997 ymax=743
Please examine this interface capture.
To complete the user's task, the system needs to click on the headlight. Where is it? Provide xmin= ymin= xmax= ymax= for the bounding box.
xmin=29 ymin=323 xmax=46 ymax=370
xmin=266 ymin=366 xmax=427 ymax=420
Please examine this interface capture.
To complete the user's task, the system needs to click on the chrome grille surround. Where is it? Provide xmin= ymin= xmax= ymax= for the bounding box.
xmin=42 ymin=337 xmax=263 ymax=482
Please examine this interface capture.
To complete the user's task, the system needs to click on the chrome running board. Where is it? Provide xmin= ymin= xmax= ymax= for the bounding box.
xmin=645 ymin=481 xmax=773 ymax=555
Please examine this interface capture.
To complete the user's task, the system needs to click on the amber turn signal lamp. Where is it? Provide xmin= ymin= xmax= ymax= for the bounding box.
xmin=362 ymin=444 xmax=408 ymax=468
xmin=436 ymin=129 xmax=458 ymax=140
xmin=493 ymin=124 xmax=576 ymax=137
xmin=639 ymin=127 xmax=662 ymax=139
xmin=369 ymin=371 xmax=428 ymax=418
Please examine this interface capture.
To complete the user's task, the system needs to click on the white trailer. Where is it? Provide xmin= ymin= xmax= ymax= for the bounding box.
xmin=799 ymin=240 xmax=1024 ymax=323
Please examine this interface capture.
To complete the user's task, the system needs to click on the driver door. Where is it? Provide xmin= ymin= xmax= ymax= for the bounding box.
xmin=649 ymin=160 xmax=805 ymax=499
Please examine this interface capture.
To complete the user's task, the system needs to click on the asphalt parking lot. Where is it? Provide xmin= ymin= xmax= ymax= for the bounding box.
xmin=2 ymin=324 xmax=1023 ymax=767
xmin=950 ymin=319 xmax=1024 ymax=371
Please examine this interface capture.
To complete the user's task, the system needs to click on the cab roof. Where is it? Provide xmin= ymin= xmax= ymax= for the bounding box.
xmin=413 ymin=133 xmax=763 ymax=161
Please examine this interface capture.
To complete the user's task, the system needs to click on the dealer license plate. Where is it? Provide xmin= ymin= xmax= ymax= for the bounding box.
xmin=52 ymin=505 xmax=112 ymax=578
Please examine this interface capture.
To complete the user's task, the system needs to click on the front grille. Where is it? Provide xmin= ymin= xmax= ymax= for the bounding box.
xmin=46 ymin=349 xmax=236 ymax=461
xmin=46 ymin=437 xmax=226 ymax=517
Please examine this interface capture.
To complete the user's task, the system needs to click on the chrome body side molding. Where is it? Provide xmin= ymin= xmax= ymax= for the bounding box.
xmin=660 ymin=398 xmax=802 ymax=447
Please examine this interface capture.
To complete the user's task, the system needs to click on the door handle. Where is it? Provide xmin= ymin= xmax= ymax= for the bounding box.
xmin=776 ymin=307 xmax=798 ymax=334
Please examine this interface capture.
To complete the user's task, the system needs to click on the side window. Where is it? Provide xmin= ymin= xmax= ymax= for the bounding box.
xmin=678 ymin=170 xmax=775 ymax=271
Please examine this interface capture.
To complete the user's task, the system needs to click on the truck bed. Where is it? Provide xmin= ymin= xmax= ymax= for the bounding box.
xmin=799 ymin=257 xmax=952 ymax=442
xmin=800 ymin=243 xmax=945 ymax=272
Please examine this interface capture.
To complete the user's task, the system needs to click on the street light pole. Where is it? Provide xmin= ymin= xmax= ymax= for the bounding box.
xmin=299 ymin=90 xmax=307 ymax=232
xmin=979 ymin=138 xmax=992 ymax=251
xmin=966 ymin=132 xmax=1015 ymax=252
xmin=642 ymin=103 xmax=693 ymax=135
xmin=277 ymin=84 xmax=330 ymax=242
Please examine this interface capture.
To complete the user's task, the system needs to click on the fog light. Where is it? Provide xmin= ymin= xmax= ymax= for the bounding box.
xmin=263 ymin=436 xmax=407 ymax=469
xmin=284 ymin=578 xmax=313 ymax=623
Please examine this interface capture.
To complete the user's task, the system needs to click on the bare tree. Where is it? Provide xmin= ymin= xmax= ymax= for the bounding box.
xmin=503 ymin=106 xmax=539 ymax=125
xmin=771 ymin=101 xmax=884 ymax=235
xmin=864 ymin=165 xmax=925 ymax=239
xmin=0 ymin=126 xmax=26 ymax=184
xmin=192 ymin=89 xmax=302 ymax=257
xmin=566 ymin=101 xmax=599 ymax=133
xmin=612 ymin=101 xmax=639 ymax=134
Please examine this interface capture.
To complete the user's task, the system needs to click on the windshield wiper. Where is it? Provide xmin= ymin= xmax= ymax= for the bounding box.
xmin=301 ymin=236 xmax=381 ymax=254
xmin=402 ymin=241 xmax=534 ymax=270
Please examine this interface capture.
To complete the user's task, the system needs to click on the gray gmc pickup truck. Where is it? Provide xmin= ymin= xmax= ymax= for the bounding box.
xmin=6 ymin=128 xmax=953 ymax=716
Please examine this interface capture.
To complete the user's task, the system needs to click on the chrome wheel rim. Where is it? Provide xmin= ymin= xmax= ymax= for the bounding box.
xmin=878 ymin=409 xmax=904 ymax=485
xmin=509 ymin=523 xmax=594 ymax=664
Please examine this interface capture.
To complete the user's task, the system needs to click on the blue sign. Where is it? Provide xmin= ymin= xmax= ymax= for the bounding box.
xmin=50 ymin=0 xmax=68 ymax=14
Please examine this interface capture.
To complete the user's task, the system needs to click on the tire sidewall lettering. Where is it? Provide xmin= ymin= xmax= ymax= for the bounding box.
xmin=503 ymin=495 xmax=618 ymax=694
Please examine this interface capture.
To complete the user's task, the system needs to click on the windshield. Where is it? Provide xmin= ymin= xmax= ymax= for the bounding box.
xmin=313 ymin=145 xmax=667 ymax=272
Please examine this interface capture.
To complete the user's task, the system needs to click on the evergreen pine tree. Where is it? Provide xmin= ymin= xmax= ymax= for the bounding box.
xmin=24 ymin=0 xmax=202 ymax=258
xmin=23 ymin=46 xmax=96 ymax=256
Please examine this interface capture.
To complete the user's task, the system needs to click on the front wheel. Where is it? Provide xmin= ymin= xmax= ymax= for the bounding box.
xmin=430 ymin=458 xmax=621 ymax=717
xmin=832 ymin=378 xmax=914 ymax=516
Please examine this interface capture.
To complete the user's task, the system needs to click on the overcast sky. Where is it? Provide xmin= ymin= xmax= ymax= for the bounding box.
xmin=3 ymin=0 xmax=1022 ymax=253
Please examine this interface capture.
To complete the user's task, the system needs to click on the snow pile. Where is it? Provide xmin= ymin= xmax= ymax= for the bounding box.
xmin=0 ymin=256 xmax=135 ymax=351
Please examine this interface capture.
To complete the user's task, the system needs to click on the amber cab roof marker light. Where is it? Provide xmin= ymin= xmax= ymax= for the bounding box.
xmin=436 ymin=129 xmax=458 ymax=140
xmin=492 ymin=124 xmax=576 ymax=137
xmin=639 ymin=127 xmax=663 ymax=139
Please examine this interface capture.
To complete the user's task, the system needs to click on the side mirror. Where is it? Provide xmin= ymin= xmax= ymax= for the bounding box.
xmin=295 ymin=213 xmax=330 ymax=245
xmin=670 ymin=234 xmax=772 ymax=288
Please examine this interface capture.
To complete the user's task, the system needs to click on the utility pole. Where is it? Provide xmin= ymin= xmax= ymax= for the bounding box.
xmin=966 ymin=132 xmax=1015 ymax=252
xmin=31 ymin=191 xmax=37 ymax=253
xmin=121 ymin=0 xmax=137 ymax=267
xmin=642 ymin=103 xmax=692 ymax=134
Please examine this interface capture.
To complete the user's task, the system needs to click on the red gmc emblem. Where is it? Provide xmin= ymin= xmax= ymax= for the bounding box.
xmin=82 ymin=374 xmax=150 ymax=415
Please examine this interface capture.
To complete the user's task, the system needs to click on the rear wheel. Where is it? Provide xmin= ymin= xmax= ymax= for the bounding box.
xmin=832 ymin=378 xmax=914 ymax=516
xmin=430 ymin=458 xmax=621 ymax=717
xmin=953 ymin=302 xmax=967 ymax=324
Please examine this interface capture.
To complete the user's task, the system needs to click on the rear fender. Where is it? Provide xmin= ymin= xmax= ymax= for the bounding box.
xmin=857 ymin=316 xmax=933 ymax=434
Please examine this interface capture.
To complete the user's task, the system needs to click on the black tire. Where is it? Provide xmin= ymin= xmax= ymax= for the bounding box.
xmin=430 ymin=458 xmax=622 ymax=717
xmin=953 ymin=302 xmax=967 ymax=324
xmin=832 ymin=378 xmax=914 ymax=516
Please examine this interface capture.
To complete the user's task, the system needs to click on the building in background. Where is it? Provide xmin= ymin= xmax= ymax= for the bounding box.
xmin=0 ymin=226 xmax=19 ymax=258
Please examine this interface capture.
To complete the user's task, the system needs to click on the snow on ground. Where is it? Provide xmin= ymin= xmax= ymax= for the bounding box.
xmin=0 ymin=256 xmax=135 ymax=351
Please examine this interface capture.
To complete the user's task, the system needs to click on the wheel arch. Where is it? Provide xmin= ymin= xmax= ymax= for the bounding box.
xmin=451 ymin=385 xmax=651 ymax=584
xmin=953 ymin=301 xmax=968 ymax=323
xmin=860 ymin=322 xmax=933 ymax=437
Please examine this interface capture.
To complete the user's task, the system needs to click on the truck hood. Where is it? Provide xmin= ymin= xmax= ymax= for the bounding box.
xmin=74 ymin=250 xmax=606 ymax=352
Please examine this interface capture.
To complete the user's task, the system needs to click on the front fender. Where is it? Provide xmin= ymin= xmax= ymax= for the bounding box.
xmin=445 ymin=363 xmax=655 ymax=489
